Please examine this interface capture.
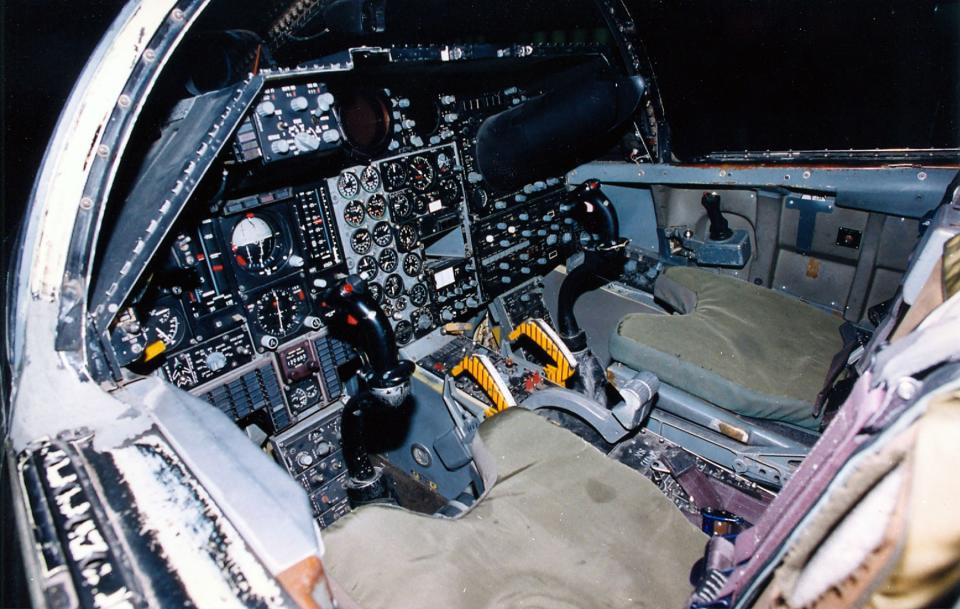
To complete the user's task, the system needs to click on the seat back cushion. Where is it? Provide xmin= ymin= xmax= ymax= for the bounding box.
xmin=610 ymin=267 xmax=845 ymax=430
xmin=323 ymin=408 xmax=707 ymax=609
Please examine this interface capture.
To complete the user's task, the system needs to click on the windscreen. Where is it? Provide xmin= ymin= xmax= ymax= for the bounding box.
xmin=627 ymin=0 xmax=960 ymax=159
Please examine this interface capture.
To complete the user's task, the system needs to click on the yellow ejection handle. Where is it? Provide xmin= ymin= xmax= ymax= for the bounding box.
xmin=508 ymin=318 xmax=577 ymax=385
xmin=450 ymin=354 xmax=517 ymax=417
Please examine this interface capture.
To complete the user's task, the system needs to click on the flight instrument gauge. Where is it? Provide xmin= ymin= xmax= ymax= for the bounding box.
xmin=378 ymin=248 xmax=398 ymax=273
xmin=343 ymin=200 xmax=366 ymax=227
xmin=372 ymin=222 xmax=394 ymax=247
xmin=408 ymin=282 xmax=429 ymax=308
xmin=145 ymin=305 xmax=186 ymax=349
xmin=360 ymin=166 xmax=381 ymax=192
xmin=439 ymin=179 xmax=460 ymax=204
xmin=356 ymin=255 xmax=378 ymax=280
xmin=230 ymin=215 xmax=286 ymax=275
xmin=470 ymin=188 xmax=489 ymax=213
xmin=396 ymin=223 xmax=418 ymax=251
xmin=368 ymin=282 xmax=384 ymax=303
xmin=337 ymin=172 xmax=360 ymax=198
xmin=389 ymin=192 xmax=413 ymax=219
xmin=402 ymin=253 xmax=422 ymax=276
xmin=408 ymin=156 xmax=434 ymax=191
xmin=384 ymin=274 xmax=404 ymax=299
xmin=394 ymin=320 xmax=414 ymax=345
xmin=382 ymin=161 xmax=407 ymax=191
xmin=252 ymin=285 xmax=308 ymax=340
xmin=350 ymin=228 xmax=373 ymax=254
xmin=365 ymin=194 xmax=388 ymax=220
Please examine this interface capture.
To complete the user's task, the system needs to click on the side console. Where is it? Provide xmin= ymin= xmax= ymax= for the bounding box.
xmin=270 ymin=406 xmax=351 ymax=528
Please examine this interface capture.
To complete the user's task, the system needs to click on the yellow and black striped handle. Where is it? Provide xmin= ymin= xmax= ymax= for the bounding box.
xmin=508 ymin=318 xmax=577 ymax=385
xmin=450 ymin=354 xmax=516 ymax=417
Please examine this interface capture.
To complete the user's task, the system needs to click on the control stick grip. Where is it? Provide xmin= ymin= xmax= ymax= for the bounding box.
xmin=570 ymin=179 xmax=622 ymax=250
xmin=319 ymin=276 xmax=413 ymax=392
xmin=702 ymin=191 xmax=733 ymax=241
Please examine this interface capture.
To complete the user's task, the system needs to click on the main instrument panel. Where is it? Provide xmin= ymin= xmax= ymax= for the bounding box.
xmin=111 ymin=61 xmax=587 ymax=530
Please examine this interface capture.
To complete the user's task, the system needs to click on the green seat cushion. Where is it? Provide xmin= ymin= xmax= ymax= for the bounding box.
xmin=323 ymin=408 xmax=707 ymax=609
xmin=610 ymin=267 xmax=844 ymax=430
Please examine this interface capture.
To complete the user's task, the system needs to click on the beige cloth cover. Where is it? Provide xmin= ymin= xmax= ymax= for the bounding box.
xmin=323 ymin=408 xmax=707 ymax=609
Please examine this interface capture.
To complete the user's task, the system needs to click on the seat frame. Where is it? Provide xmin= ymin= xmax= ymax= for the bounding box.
xmin=609 ymin=362 xmax=815 ymax=487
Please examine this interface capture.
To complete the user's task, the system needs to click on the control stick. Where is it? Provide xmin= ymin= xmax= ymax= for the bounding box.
xmin=555 ymin=180 xmax=628 ymax=405
xmin=701 ymin=191 xmax=733 ymax=241
xmin=319 ymin=276 xmax=414 ymax=505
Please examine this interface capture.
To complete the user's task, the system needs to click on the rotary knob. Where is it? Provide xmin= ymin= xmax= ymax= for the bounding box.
xmin=205 ymin=351 xmax=228 ymax=372
xmin=317 ymin=92 xmax=335 ymax=112
xmin=256 ymin=101 xmax=276 ymax=117
xmin=290 ymin=96 xmax=309 ymax=112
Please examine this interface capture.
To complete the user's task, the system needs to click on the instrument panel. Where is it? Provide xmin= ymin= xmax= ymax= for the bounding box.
xmin=327 ymin=143 xmax=469 ymax=345
xmin=121 ymin=73 xmax=576 ymax=441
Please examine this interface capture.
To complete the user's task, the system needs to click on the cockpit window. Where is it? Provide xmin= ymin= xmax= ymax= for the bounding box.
xmin=628 ymin=0 xmax=960 ymax=159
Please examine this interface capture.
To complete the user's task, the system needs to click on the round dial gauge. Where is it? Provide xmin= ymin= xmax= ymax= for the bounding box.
xmin=365 ymin=194 xmax=388 ymax=220
xmin=381 ymin=298 xmax=394 ymax=317
xmin=470 ymin=188 xmax=489 ymax=213
xmin=435 ymin=151 xmax=453 ymax=176
xmin=230 ymin=215 xmax=284 ymax=275
xmin=394 ymin=320 xmax=414 ymax=345
xmin=408 ymin=156 xmax=434 ymax=191
xmin=383 ymin=161 xmax=407 ymax=191
xmin=145 ymin=306 xmax=186 ymax=349
xmin=378 ymin=248 xmax=398 ymax=273
xmin=396 ymin=223 xmax=418 ymax=251
xmin=356 ymin=255 xmax=378 ymax=280
xmin=402 ymin=252 xmax=422 ymax=276
xmin=389 ymin=192 xmax=413 ymax=219
xmin=252 ymin=286 xmax=307 ymax=339
xmin=372 ymin=222 xmax=394 ymax=247
xmin=439 ymin=179 xmax=460 ymax=204
xmin=343 ymin=200 xmax=366 ymax=227
xmin=412 ymin=308 xmax=434 ymax=332
xmin=384 ymin=274 xmax=404 ymax=299
xmin=350 ymin=228 xmax=372 ymax=254
xmin=408 ymin=282 xmax=430 ymax=307
xmin=367 ymin=282 xmax=384 ymax=303
xmin=360 ymin=166 xmax=381 ymax=193
xmin=337 ymin=171 xmax=360 ymax=198
xmin=393 ymin=295 xmax=408 ymax=312
xmin=288 ymin=380 xmax=321 ymax=412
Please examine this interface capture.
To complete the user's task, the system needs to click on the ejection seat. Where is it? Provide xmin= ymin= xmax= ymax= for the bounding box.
xmin=608 ymin=266 xmax=846 ymax=484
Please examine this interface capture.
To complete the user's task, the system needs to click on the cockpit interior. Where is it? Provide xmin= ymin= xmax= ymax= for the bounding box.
xmin=6 ymin=1 xmax=960 ymax=608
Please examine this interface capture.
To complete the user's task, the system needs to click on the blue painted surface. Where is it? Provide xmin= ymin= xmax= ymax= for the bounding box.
xmin=569 ymin=163 xmax=958 ymax=219
xmin=598 ymin=184 xmax=660 ymax=253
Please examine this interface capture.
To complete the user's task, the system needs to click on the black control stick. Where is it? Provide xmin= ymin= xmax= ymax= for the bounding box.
xmin=555 ymin=180 xmax=628 ymax=406
xmin=319 ymin=276 xmax=414 ymax=505
xmin=701 ymin=191 xmax=733 ymax=241
xmin=557 ymin=180 xmax=628 ymax=352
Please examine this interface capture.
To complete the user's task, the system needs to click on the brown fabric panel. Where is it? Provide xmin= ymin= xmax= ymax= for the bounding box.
xmin=750 ymin=390 xmax=960 ymax=609
xmin=891 ymin=259 xmax=944 ymax=342
xmin=869 ymin=391 xmax=960 ymax=609
xmin=322 ymin=408 xmax=707 ymax=609
xmin=752 ymin=432 xmax=915 ymax=609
